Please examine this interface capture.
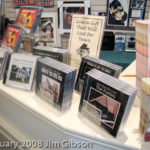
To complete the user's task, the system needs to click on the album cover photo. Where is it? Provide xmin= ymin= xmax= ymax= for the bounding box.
xmin=15 ymin=7 xmax=43 ymax=33
xmin=39 ymin=74 xmax=60 ymax=103
xmin=9 ymin=65 xmax=32 ymax=84
xmin=88 ymin=87 xmax=121 ymax=129
xmin=2 ymin=25 xmax=24 ymax=51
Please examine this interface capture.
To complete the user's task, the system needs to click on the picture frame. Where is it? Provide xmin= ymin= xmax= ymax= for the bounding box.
xmin=106 ymin=0 xmax=147 ymax=30
xmin=38 ymin=12 xmax=61 ymax=47
xmin=106 ymin=0 xmax=130 ymax=28
xmin=58 ymin=1 xmax=90 ymax=34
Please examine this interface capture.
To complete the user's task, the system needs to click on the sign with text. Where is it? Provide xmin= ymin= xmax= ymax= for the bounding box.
xmin=68 ymin=14 xmax=105 ymax=69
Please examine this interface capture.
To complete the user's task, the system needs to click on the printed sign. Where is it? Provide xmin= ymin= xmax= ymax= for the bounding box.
xmin=68 ymin=14 xmax=105 ymax=69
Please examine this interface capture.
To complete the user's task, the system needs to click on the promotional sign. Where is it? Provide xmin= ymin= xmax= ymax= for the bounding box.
xmin=68 ymin=14 xmax=105 ymax=69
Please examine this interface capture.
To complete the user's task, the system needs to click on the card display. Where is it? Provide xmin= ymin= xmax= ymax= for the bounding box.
xmin=36 ymin=57 xmax=76 ymax=111
xmin=79 ymin=69 xmax=137 ymax=137
xmin=15 ymin=7 xmax=43 ymax=33
xmin=1 ymin=24 xmax=25 ymax=52
xmin=4 ymin=53 xmax=37 ymax=91
xmin=75 ymin=55 xmax=122 ymax=93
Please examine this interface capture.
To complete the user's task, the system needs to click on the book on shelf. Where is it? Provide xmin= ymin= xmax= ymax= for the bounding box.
xmin=79 ymin=69 xmax=137 ymax=137
xmin=3 ymin=53 xmax=37 ymax=91
xmin=15 ymin=6 xmax=43 ymax=34
xmin=36 ymin=57 xmax=76 ymax=111
xmin=75 ymin=55 xmax=122 ymax=94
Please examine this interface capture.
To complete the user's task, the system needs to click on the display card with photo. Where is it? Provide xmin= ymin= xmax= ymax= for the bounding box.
xmin=36 ymin=57 xmax=76 ymax=111
xmin=79 ymin=69 xmax=137 ymax=137
xmin=68 ymin=14 xmax=105 ymax=69
xmin=15 ymin=6 xmax=43 ymax=33
xmin=5 ymin=53 xmax=37 ymax=91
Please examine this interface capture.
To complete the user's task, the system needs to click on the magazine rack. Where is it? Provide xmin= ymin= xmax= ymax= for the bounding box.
xmin=0 ymin=60 xmax=149 ymax=150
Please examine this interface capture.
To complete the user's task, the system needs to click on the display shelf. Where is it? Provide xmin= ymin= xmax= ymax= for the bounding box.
xmin=0 ymin=61 xmax=149 ymax=150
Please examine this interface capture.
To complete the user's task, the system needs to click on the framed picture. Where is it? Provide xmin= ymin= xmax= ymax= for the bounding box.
xmin=107 ymin=0 xmax=130 ymax=27
xmin=106 ymin=0 xmax=147 ymax=30
xmin=38 ymin=12 xmax=61 ymax=47
xmin=131 ymin=0 xmax=145 ymax=8
xmin=58 ymin=1 xmax=90 ymax=34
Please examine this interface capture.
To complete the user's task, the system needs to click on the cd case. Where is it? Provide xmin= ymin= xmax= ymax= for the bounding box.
xmin=75 ymin=55 xmax=122 ymax=93
xmin=79 ymin=69 xmax=137 ymax=137
xmin=33 ymin=46 xmax=68 ymax=64
xmin=36 ymin=57 xmax=76 ymax=111
xmin=15 ymin=6 xmax=43 ymax=34
xmin=1 ymin=24 xmax=25 ymax=52
xmin=4 ymin=53 xmax=37 ymax=91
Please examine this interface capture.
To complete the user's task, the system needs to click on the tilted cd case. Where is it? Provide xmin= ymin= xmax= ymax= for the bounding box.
xmin=15 ymin=6 xmax=43 ymax=33
xmin=79 ymin=69 xmax=137 ymax=137
xmin=1 ymin=24 xmax=25 ymax=52
xmin=4 ymin=53 xmax=37 ymax=91
xmin=75 ymin=55 xmax=122 ymax=94
xmin=36 ymin=57 xmax=76 ymax=111
xmin=33 ymin=46 xmax=68 ymax=64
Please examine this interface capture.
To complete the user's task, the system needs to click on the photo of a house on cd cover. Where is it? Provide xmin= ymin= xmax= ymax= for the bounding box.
xmin=88 ymin=87 xmax=121 ymax=129
xmin=39 ymin=74 xmax=60 ymax=103
xmin=9 ymin=65 xmax=32 ymax=84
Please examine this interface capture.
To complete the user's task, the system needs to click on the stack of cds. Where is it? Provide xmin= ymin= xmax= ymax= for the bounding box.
xmin=33 ymin=46 xmax=68 ymax=63
xmin=79 ymin=69 xmax=137 ymax=137
xmin=135 ymin=20 xmax=150 ymax=98
xmin=36 ymin=57 xmax=76 ymax=111
xmin=75 ymin=55 xmax=122 ymax=93
xmin=140 ymin=78 xmax=150 ymax=141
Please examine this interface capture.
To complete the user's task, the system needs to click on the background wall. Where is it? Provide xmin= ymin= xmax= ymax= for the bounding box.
xmin=4 ymin=0 xmax=150 ymax=21
xmin=4 ymin=0 xmax=150 ymax=49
